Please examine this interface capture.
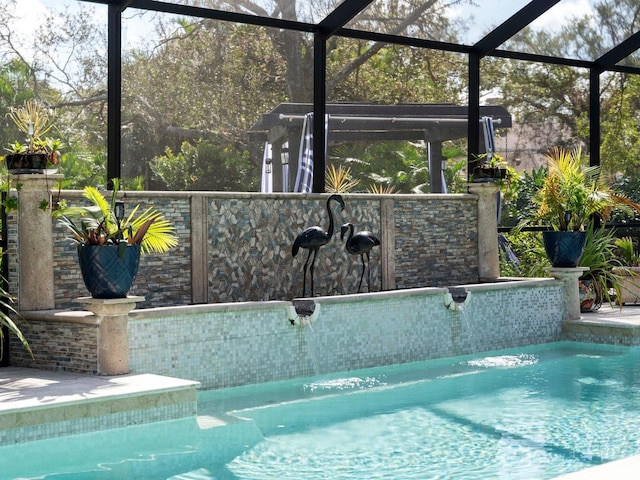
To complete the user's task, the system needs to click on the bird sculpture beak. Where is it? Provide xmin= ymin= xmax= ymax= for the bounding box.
xmin=340 ymin=224 xmax=348 ymax=240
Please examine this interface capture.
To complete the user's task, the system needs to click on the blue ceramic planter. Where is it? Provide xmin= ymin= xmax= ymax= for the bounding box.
xmin=542 ymin=231 xmax=586 ymax=268
xmin=77 ymin=244 xmax=141 ymax=298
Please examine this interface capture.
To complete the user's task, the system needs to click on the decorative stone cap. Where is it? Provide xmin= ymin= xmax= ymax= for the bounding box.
xmin=77 ymin=296 xmax=145 ymax=316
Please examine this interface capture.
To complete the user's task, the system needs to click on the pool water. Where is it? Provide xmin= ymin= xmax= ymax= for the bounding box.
xmin=2 ymin=341 xmax=640 ymax=479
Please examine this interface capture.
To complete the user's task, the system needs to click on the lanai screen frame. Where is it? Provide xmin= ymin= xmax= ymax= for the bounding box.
xmin=81 ymin=0 xmax=640 ymax=192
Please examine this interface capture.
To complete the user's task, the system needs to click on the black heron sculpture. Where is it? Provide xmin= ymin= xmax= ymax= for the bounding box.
xmin=292 ymin=194 xmax=345 ymax=297
xmin=340 ymin=222 xmax=381 ymax=293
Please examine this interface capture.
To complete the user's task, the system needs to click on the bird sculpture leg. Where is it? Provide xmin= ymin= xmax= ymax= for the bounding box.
xmin=309 ymin=248 xmax=318 ymax=297
xmin=302 ymin=249 xmax=313 ymax=297
xmin=365 ymin=251 xmax=371 ymax=292
xmin=357 ymin=254 xmax=366 ymax=293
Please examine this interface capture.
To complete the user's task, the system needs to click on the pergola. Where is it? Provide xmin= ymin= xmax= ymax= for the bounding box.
xmin=81 ymin=0 xmax=640 ymax=192
xmin=249 ymin=102 xmax=512 ymax=192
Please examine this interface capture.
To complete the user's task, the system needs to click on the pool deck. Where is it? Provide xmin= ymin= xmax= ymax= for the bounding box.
xmin=0 ymin=367 xmax=199 ymax=445
xmin=2 ymin=305 xmax=640 ymax=478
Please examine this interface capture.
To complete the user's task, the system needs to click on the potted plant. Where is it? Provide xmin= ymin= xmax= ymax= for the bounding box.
xmin=3 ymin=99 xmax=62 ymax=173
xmin=523 ymin=146 xmax=640 ymax=267
xmin=472 ymin=152 xmax=508 ymax=182
xmin=612 ymin=236 xmax=640 ymax=304
xmin=577 ymin=225 xmax=624 ymax=312
xmin=53 ymin=180 xmax=178 ymax=299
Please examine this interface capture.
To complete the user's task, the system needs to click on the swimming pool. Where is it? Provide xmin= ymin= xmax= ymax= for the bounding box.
xmin=2 ymin=341 xmax=640 ymax=479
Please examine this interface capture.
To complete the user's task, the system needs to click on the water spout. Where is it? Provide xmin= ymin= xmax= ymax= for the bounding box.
xmin=443 ymin=287 xmax=471 ymax=312
xmin=288 ymin=299 xmax=320 ymax=326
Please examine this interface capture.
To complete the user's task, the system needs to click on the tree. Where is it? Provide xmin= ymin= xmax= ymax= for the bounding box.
xmin=486 ymin=0 xmax=640 ymax=175
xmin=150 ymin=139 xmax=257 ymax=191
xmin=120 ymin=0 xmax=470 ymax=190
xmin=0 ymin=0 xmax=108 ymax=188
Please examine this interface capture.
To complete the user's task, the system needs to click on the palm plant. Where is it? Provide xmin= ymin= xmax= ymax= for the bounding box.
xmin=0 ymin=284 xmax=32 ymax=360
xmin=53 ymin=179 xmax=177 ymax=254
xmin=578 ymin=224 xmax=624 ymax=310
xmin=367 ymin=183 xmax=397 ymax=194
xmin=614 ymin=236 xmax=640 ymax=267
xmin=532 ymin=147 xmax=640 ymax=231
xmin=325 ymin=164 xmax=360 ymax=193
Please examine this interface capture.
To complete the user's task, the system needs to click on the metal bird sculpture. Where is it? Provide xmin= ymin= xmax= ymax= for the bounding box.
xmin=340 ymin=222 xmax=380 ymax=293
xmin=292 ymin=194 xmax=345 ymax=297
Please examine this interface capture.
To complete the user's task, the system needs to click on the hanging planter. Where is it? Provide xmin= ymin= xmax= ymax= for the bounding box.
xmin=78 ymin=244 xmax=141 ymax=299
xmin=472 ymin=166 xmax=507 ymax=182
xmin=5 ymin=100 xmax=62 ymax=174
xmin=5 ymin=153 xmax=50 ymax=174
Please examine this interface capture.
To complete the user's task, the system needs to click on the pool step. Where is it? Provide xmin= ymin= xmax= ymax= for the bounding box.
xmin=563 ymin=311 xmax=640 ymax=346
xmin=0 ymin=367 xmax=199 ymax=445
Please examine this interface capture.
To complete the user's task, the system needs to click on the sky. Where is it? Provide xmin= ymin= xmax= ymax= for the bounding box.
xmin=11 ymin=0 xmax=155 ymax=51
xmin=10 ymin=0 xmax=599 ymax=58
xmin=18 ymin=0 xmax=596 ymax=37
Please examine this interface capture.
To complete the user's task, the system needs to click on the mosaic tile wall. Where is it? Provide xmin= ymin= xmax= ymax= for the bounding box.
xmin=394 ymin=197 xmax=478 ymax=288
xmin=207 ymin=196 xmax=383 ymax=302
xmin=562 ymin=330 xmax=640 ymax=346
xmin=45 ymin=191 xmax=193 ymax=310
xmin=9 ymin=319 xmax=98 ymax=373
xmin=0 ymin=401 xmax=196 ymax=445
xmin=8 ymin=191 xmax=480 ymax=310
xmin=128 ymin=281 xmax=565 ymax=389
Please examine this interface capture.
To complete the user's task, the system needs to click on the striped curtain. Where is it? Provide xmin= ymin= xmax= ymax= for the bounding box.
xmin=294 ymin=113 xmax=330 ymax=193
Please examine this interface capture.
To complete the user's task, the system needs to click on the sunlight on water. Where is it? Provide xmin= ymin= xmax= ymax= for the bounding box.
xmin=303 ymin=376 xmax=386 ymax=392
xmin=3 ymin=343 xmax=640 ymax=480
xmin=465 ymin=354 xmax=538 ymax=368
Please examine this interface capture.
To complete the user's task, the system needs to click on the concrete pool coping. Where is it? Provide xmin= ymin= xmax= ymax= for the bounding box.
xmin=2 ymin=304 xmax=640 ymax=477
xmin=0 ymin=367 xmax=199 ymax=444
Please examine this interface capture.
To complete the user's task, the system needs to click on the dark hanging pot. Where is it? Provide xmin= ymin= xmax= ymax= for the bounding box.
xmin=472 ymin=167 xmax=507 ymax=182
xmin=78 ymin=244 xmax=141 ymax=299
xmin=542 ymin=231 xmax=587 ymax=268
xmin=5 ymin=153 xmax=49 ymax=173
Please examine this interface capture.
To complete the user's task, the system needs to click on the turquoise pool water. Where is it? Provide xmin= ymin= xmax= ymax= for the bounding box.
xmin=2 ymin=342 xmax=640 ymax=479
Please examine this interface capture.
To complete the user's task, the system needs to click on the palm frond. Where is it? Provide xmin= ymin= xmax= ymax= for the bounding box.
xmin=0 ymin=284 xmax=32 ymax=359
xmin=54 ymin=182 xmax=178 ymax=254
xmin=326 ymin=164 xmax=359 ymax=193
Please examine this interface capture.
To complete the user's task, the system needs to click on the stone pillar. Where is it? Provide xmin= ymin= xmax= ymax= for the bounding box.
xmin=467 ymin=182 xmax=501 ymax=282
xmin=545 ymin=267 xmax=588 ymax=321
xmin=13 ymin=173 xmax=64 ymax=311
xmin=78 ymin=296 xmax=144 ymax=375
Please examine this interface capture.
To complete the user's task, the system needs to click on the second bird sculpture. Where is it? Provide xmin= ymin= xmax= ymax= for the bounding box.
xmin=292 ymin=194 xmax=345 ymax=297
xmin=340 ymin=222 xmax=380 ymax=293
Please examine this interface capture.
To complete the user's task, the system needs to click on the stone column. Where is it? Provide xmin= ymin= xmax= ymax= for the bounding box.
xmin=13 ymin=173 xmax=63 ymax=311
xmin=467 ymin=182 xmax=501 ymax=282
xmin=545 ymin=267 xmax=588 ymax=321
xmin=78 ymin=296 xmax=144 ymax=375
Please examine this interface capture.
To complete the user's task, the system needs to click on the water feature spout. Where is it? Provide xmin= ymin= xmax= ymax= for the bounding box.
xmin=288 ymin=299 xmax=320 ymax=326
xmin=443 ymin=287 xmax=471 ymax=312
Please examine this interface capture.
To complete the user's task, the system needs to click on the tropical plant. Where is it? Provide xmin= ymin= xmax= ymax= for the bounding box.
xmin=325 ymin=164 xmax=359 ymax=193
xmin=614 ymin=236 xmax=640 ymax=267
xmin=475 ymin=152 xmax=507 ymax=169
xmin=53 ymin=179 xmax=177 ymax=255
xmin=5 ymin=99 xmax=62 ymax=166
xmin=0 ymin=283 xmax=32 ymax=360
xmin=578 ymin=224 xmax=624 ymax=309
xmin=367 ymin=183 xmax=397 ymax=194
xmin=527 ymin=146 xmax=640 ymax=231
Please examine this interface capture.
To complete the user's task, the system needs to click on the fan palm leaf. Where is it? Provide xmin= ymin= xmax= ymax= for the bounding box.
xmin=53 ymin=182 xmax=177 ymax=254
